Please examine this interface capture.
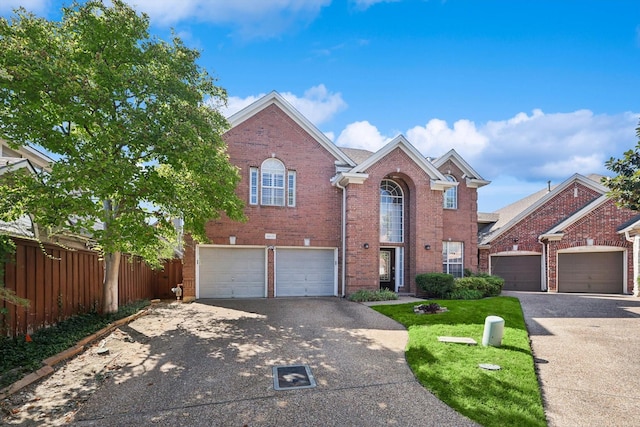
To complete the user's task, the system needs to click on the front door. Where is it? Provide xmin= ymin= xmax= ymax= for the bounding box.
xmin=379 ymin=248 xmax=396 ymax=291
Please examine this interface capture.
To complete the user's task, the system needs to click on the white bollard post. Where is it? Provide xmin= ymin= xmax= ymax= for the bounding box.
xmin=482 ymin=315 xmax=504 ymax=347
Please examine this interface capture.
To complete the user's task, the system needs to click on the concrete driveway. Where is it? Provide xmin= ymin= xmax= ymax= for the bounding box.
xmin=69 ymin=298 xmax=476 ymax=426
xmin=507 ymin=291 xmax=640 ymax=427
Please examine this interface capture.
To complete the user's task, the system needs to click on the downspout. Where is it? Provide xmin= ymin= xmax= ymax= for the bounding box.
xmin=335 ymin=179 xmax=347 ymax=297
xmin=623 ymin=231 xmax=639 ymax=296
xmin=538 ymin=237 xmax=547 ymax=291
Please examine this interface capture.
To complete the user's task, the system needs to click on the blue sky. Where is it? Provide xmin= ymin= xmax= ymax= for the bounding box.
xmin=2 ymin=0 xmax=640 ymax=212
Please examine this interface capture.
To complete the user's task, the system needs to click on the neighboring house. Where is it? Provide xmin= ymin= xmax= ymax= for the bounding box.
xmin=0 ymin=139 xmax=53 ymax=239
xmin=181 ymin=91 xmax=489 ymax=299
xmin=478 ymin=173 xmax=640 ymax=295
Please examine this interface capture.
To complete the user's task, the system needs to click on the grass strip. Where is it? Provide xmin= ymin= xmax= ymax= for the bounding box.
xmin=373 ymin=296 xmax=546 ymax=427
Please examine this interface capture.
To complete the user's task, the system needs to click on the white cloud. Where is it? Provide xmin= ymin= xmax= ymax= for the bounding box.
xmin=0 ymin=0 xmax=49 ymax=15
xmin=334 ymin=108 xmax=638 ymax=211
xmin=280 ymin=85 xmax=347 ymax=125
xmin=406 ymin=118 xmax=489 ymax=159
xmin=123 ymin=0 xmax=330 ymax=39
xmin=335 ymin=121 xmax=390 ymax=150
xmin=221 ymin=85 xmax=347 ymax=126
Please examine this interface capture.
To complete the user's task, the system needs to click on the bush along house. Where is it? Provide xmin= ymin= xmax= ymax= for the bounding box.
xmin=181 ymin=91 xmax=489 ymax=299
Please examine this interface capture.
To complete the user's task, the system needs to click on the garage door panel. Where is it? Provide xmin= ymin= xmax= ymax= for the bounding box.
xmin=491 ymin=255 xmax=541 ymax=291
xmin=198 ymin=247 xmax=265 ymax=298
xmin=276 ymin=248 xmax=336 ymax=297
xmin=558 ymin=252 xmax=623 ymax=294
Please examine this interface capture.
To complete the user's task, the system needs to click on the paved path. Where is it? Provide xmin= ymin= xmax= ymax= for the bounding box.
xmin=70 ymin=298 xmax=476 ymax=426
xmin=507 ymin=291 xmax=640 ymax=427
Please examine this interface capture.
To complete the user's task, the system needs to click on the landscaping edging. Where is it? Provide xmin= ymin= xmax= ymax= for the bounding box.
xmin=0 ymin=306 xmax=152 ymax=400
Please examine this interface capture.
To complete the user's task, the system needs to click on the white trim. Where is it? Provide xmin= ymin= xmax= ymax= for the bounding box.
xmin=350 ymin=135 xmax=448 ymax=183
xmin=491 ymin=250 xmax=542 ymax=256
xmin=545 ymin=195 xmax=609 ymax=235
xmin=332 ymin=172 xmax=369 ymax=186
xmin=481 ymin=173 xmax=609 ymax=245
xmin=432 ymin=149 xmax=488 ymax=187
xmin=557 ymin=245 xmax=625 ymax=254
xmin=556 ymin=246 xmax=627 ymax=294
xmin=227 ymin=91 xmax=355 ymax=167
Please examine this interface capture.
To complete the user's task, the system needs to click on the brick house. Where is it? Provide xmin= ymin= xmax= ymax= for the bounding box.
xmin=181 ymin=92 xmax=489 ymax=299
xmin=478 ymin=173 xmax=640 ymax=295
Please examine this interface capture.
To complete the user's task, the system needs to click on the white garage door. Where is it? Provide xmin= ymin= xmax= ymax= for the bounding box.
xmin=198 ymin=247 xmax=266 ymax=298
xmin=275 ymin=248 xmax=336 ymax=297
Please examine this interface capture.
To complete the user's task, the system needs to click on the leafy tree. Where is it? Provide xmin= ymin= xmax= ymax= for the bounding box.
xmin=604 ymin=120 xmax=640 ymax=211
xmin=0 ymin=1 xmax=244 ymax=313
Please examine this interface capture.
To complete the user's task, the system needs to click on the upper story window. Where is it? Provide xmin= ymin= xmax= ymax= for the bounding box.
xmin=249 ymin=158 xmax=296 ymax=207
xmin=443 ymin=175 xmax=457 ymax=209
xmin=380 ymin=179 xmax=403 ymax=243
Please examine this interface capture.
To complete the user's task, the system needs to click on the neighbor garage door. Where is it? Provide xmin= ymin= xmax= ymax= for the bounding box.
xmin=198 ymin=247 xmax=266 ymax=298
xmin=558 ymin=251 xmax=623 ymax=294
xmin=275 ymin=248 xmax=336 ymax=297
xmin=491 ymin=255 xmax=542 ymax=291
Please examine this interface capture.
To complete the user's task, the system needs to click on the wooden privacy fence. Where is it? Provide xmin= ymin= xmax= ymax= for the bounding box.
xmin=1 ymin=237 xmax=182 ymax=337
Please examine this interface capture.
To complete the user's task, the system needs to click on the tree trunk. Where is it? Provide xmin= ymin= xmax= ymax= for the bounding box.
xmin=103 ymin=251 xmax=121 ymax=314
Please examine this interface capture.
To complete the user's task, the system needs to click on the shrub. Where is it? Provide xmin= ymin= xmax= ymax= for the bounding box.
xmin=415 ymin=273 xmax=455 ymax=299
xmin=449 ymin=288 xmax=485 ymax=300
xmin=451 ymin=275 xmax=505 ymax=299
xmin=348 ymin=289 xmax=398 ymax=302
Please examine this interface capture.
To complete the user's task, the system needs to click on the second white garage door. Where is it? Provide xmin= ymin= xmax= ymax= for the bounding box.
xmin=198 ymin=247 xmax=266 ymax=298
xmin=275 ymin=248 xmax=337 ymax=297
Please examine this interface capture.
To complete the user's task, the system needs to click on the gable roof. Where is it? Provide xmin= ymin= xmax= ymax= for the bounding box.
xmin=349 ymin=135 xmax=450 ymax=186
xmin=480 ymin=173 xmax=609 ymax=245
xmin=227 ymin=91 xmax=355 ymax=167
xmin=1 ymin=139 xmax=53 ymax=171
xmin=0 ymin=157 xmax=37 ymax=176
xmin=432 ymin=149 xmax=490 ymax=189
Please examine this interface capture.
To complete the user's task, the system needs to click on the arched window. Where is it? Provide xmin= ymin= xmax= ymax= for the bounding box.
xmin=380 ymin=179 xmax=403 ymax=243
xmin=261 ymin=158 xmax=285 ymax=206
xmin=443 ymin=175 xmax=457 ymax=209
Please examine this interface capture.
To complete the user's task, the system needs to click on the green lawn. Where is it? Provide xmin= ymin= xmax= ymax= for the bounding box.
xmin=372 ymin=297 xmax=546 ymax=427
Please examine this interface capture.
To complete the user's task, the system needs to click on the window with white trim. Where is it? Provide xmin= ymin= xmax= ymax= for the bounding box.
xmin=443 ymin=175 xmax=457 ymax=209
xmin=261 ymin=158 xmax=285 ymax=206
xmin=287 ymin=170 xmax=296 ymax=207
xmin=249 ymin=167 xmax=258 ymax=205
xmin=249 ymin=159 xmax=296 ymax=207
xmin=380 ymin=179 xmax=403 ymax=243
xmin=443 ymin=241 xmax=463 ymax=278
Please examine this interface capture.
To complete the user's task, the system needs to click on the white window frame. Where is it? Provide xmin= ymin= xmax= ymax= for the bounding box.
xmin=249 ymin=167 xmax=258 ymax=205
xmin=261 ymin=158 xmax=285 ymax=206
xmin=379 ymin=179 xmax=404 ymax=243
xmin=287 ymin=170 xmax=296 ymax=207
xmin=444 ymin=175 xmax=457 ymax=210
xmin=443 ymin=241 xmax=464 ymax=278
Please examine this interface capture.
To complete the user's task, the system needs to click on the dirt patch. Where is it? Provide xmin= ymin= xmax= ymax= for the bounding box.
xmin=0 ymin=301 xmax=183 ymax=426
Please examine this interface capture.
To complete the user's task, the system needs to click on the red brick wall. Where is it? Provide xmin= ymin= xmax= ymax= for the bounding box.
xmin=487 ymin=183 xmax=601 ymax=258
xmin=182 ymin=104 xmax=482 ymax=299
xmin=182 ymin=105 xmax=342 ymax=297
xmin=344 ymin=147 xmax=451 ymax=295
xmin=478 ymin=181 xmax=637 ymax=294
xmin=546 ymin=199 xmax=636 ymax=292
xmin=438 ymin=160 xmax=479 ymax=274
